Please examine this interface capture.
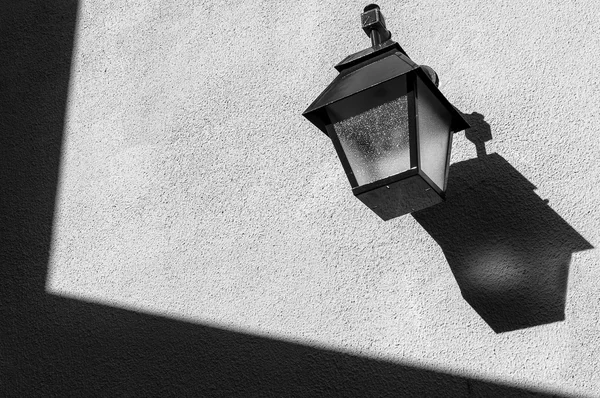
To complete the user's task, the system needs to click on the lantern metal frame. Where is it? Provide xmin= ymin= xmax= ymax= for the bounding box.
xmin=303 ymin=5 xmax=470 ymax=220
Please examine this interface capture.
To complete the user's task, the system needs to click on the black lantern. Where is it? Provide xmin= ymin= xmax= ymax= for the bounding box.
xmin=303 ymin=4 xmax=469 ymax=220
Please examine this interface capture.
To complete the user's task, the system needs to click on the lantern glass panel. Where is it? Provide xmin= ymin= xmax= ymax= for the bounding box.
xmin=416 ymin=75 xmax=453 ymax=190
xmin=332 ymin=96 xmax=411 ymax=186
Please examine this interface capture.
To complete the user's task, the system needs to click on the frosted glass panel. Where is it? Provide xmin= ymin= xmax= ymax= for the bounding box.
xmin=416 ymin=76 xmax=452 ymax=190
xmin=333 ymin=96 xmax=410 ymax=186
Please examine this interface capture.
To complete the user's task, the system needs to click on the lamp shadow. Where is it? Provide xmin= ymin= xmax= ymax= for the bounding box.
xmin=413 ymin=113 xmax=593 ymax=333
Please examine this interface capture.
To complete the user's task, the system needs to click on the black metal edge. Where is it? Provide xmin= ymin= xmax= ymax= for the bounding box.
xmin=334 ymin=40 xmax=406 ymax=71
xmin=352 ymin=168 xmax=419 ymax=196
xmin=325 ymin=74 xmax=409 ymax=125
xmin=302 ymin=108 xmax=329 ymax=135
xmin=303 ymin=52 xmax=418 ymax=134
xmin=407 ymin=71 xmax=418 ymax=170
xmin=414 ymin=67 xmax=470 ymax=133
xmin=303 ymin=71 xmax=413 ymax=135
xmin=418 ymin=168 xmax=445 ymax=198
xmin=335 ymin=47 xmax=403 ymax=76
xmin=325 ymin=123 xmax=359 ymax=187
xmin=394 ymin=52 xmax=420 ymax=69
xmin=304 ymin=52 xmax=413 ymax=117
xmin=442 ymin=125 xmax=454 ymax=192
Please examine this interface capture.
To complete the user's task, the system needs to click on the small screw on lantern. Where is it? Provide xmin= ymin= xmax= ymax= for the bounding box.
xmin=303 ymin=4 xmax=469 ymax=220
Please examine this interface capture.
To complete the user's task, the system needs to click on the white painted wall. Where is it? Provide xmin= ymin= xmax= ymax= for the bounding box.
xmin=7 ymin=0 xmax=599 ymax=396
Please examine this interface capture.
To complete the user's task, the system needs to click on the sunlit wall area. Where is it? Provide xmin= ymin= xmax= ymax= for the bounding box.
xmin=38 ymin=0 xmax=599 ymax=396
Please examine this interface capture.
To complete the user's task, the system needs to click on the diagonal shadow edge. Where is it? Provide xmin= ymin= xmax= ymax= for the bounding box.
xmin=6 ymin=292 xmax=579 ymax=397
xmin=0 ymin=3 xmax=589 ymax=397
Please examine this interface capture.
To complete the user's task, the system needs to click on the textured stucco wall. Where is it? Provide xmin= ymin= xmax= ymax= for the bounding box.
xmin=3 ymin=0 xmax=600 ymax=396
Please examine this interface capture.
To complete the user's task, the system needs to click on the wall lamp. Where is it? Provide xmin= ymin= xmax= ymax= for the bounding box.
xmin=303 ymin=4 xmax=469 ymax=220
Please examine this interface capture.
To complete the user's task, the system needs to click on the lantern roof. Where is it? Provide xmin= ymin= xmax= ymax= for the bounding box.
xmin=302 ymin=41 xmax=470 ymax=135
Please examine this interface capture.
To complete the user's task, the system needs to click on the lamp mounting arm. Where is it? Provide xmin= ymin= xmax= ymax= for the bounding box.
xmin=360 ymin=4 xmax=439 ymax=86
xmin=362 ymin=4 xmax=392 ymax=47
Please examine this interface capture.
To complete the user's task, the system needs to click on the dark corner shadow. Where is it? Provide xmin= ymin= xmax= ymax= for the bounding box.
xmin=1 ymin=1 xmax=79 ymax=298
xmin=413 ymin=112 xmax=594 ymax=334
xmin=0 ymin=4 xmax=578 ymax=397
xmin=5 ymin=295 xmax=568 ymax=397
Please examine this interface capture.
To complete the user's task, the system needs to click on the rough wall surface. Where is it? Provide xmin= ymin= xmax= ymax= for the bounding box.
xmin=3 ymin=0 xmax=599 ymax=396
